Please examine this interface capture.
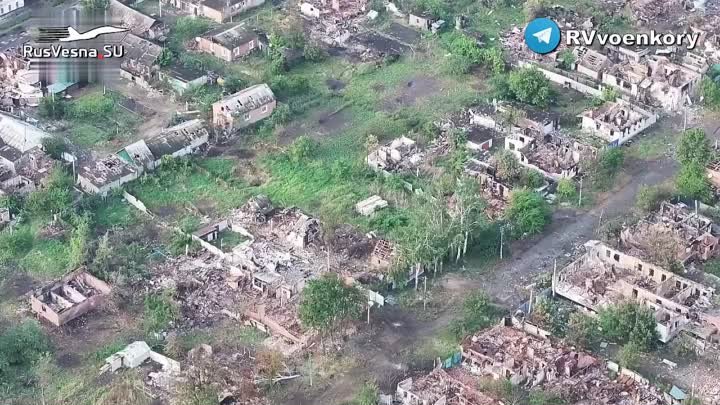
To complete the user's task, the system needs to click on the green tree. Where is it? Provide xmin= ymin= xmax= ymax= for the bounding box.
xmin=602 ymin=87 xmax=619 ymax=102
xmin=493 ymin=149 xmax=523 ymax=181
xmin=557 ymin=49 xmax=576 ymax=70
xmin=677 ymin=129 xmax=713 ymax=167
xmin=676 ymin=163 xmax=713 ymax=203
xmin=298 ymin=274 xmax=365 ymax=334
xmin=701 ymin=76 xmax=720 ymax=109
xmin=588 ymin=148 xmax=625 ymax=191
xmin=68 ymin=213 xmax=92 ymax=268
xmin=566 ymin=312 xmax=598 ymax=349
xmin=157 ymin=48 xmax=174 ymax=67
xmin=41 ymin=136 xmax=68 ymax=160
xmin=556 ymin=178 xmax=577 ymax=202
xmin=303 ymin=43 xmax=326 ymax=62
xmin=507 ymin=67 xmax=553 ymax=107
xmin=506 ymin=189 xmax=551 ymax=235
xmin=617 ymin=342 xmax=642 ymax=369
xmin=598 ymin=302 xmax=658 ymax=351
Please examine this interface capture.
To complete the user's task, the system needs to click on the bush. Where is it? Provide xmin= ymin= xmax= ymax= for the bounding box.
xmin=450 ymin=292 xmax=497 ymax=338
xmin=635 ymin=184 xmax=671 ymax=213
xmin=701 ymin=76 xmax=720 ymax=109
xmin=566 ymin=312 xmax=598 ymax=349
xmin=269 ymin=75 xmax=311 ymax=100
xmin=286 ymin=136 xmax=317 ymax=164
xmin=506 ymin=189 xmax=551 ymax=236
xmin=588 ymin=148 xmax=624 ymax=191
xmin=0 ymin=320 xmax=50 ymax=375
xmin=556 ymin=178 xmax=577 ymax=203
xmin=39 ymin=96 xmax=67 ymax=119
xmin=677 ymin=129 xmax=713 ymax=167
xmin=354 ymin=381 xmax=379 ymax=405
xmin=143 ymin=290 xmax=180 ymax=333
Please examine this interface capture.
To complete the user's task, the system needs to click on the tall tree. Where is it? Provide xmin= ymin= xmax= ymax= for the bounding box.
xmin=677 ymin=129 xmax=713 ymax=167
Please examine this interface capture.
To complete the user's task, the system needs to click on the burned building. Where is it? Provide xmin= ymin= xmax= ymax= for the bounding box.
xmin=464 ymin=159 xmax=513 ymax=218
xmin=553 ymin=240 xmax=718 ymax=344
xmin=367 ymin=136 xmax=424 ymax=174
xmin=619 ymin=201 xmax=719 ymax=265
xmin=460 ymin=322 xmax=665 ymax=404
xmin=31 ymin=270 xmax=112 ymax=327
xmin=505 ymin=132 xmax=597 ymax=180
xmin=395 ymin=367 xmax=496 ymax=405
xmin=573 ymin=46 xmax=609 ymax=81
xmin=580 ymin=99 xmax=657 ymax=146
xmin=212 ymin=84 xmax=276 ymax=131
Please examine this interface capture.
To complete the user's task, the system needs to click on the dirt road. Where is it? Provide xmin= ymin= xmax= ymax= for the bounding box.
xmin=286 ymin=154 xmax=678 ymax=405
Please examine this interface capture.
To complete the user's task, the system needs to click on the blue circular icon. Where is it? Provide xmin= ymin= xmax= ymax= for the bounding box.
xmin=524 ymin=18 xmax=561 ymax=54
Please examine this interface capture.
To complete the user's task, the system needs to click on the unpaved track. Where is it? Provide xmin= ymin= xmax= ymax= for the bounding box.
xmin=289 ymin=156 xmax=678 ymax=405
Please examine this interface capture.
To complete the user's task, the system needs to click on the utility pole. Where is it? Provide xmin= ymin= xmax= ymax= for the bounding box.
xmin=367 ymin=304 xmax=371 ymax=325
xmin=158 ymin=0 xmax=162 ymax=17
xmin=597 ymin=208 xmax=604 ymax=231
xmin=578 ymin=178 xmax=583 ymax=206
xmin=423 ymin=277 xmax=427 ymax=311
xmin=499 ymin=225 xmax=504 ymax=260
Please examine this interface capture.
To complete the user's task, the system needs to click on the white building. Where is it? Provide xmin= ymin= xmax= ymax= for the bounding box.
xmin=0 ymin=0 xmax=24 ymax=17
xmin=580 ymin=99 xmax=657 ymax=147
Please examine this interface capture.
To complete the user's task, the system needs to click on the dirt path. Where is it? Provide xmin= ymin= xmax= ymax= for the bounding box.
xmin=288 ymin=154 xmax=678 ymax=405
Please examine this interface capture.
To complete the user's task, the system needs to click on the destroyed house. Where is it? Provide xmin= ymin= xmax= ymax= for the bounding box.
xmin=553 ymin=240 xmax=716 ymax=343
xmin=464 ymin=159 xmax=512 ymax=218
xmin=0 ymin=113 xmax=49 ymax=153
xmin=370 ymin=239 xmax=397 ymax=269
xmin=162 ymin=0 xmax=265 ymax=23
xmin=460 ymin=323 xmax=665 ymax=404
xmin=367 ymin=136 xmax=423 ymax=173
xmin=118 ymin=119 xmax=210 ymax=171
xmin=602 ymin=56 xmax=702 ymax=111
xmin=573 ymin=46 xmax=609 ymax=80
xmin=31 ymin=270 xmax=111 ymax=326
xmin=408 ymin=12 xmax=437 ymax=31
xmin=500 ymin=104 xmax=559 ymax=136
xmin=119 ymin=33 xmax=162 ymax=88
xmin=197 ymin=23 xmax=261 ymax=62
xmin=707 ymin=157 xmax=720 ymax=189
xmin=77 ymin=154 xmax=139 ymax=195
xmin=619 ymin=201 xmax=718 ymax=264
xmin=212 ymin=84 xmax=276 ymax=131
xmin=580 ymin=99 xmax=657 ymax=146
xmin=506 ymin=133 xmax=595 ymax=180
xmin=396 ymin=367 xmax=496 ymax=405
xmin=109 ymin=0 xmax=163 ymax=39
xmin=465 ymin=126 xmax=498 ymax=152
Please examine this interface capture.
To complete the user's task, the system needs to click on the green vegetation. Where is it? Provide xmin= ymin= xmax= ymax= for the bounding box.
xmin=675 ymin=129 xmax=714 ymax=203
xmin=598 ymin=302 xmax=659 ymax=351
xmin=635 ymin=184 xmax=672 ymax=213
xmin=617 ymin=342 xmax=642 ymax=369
xmin=506 ymin=189 xmax=551 ymax=236
xmin=701 ymin=76 xmax=720 ymax=109
xmin=450 ymin=292 xmax=498 ymax=338
xmin=556 ymin=178 xmax=577 ymax=203
xmin=530 ymin=297 xmax=571 ymax=337
xmin=490 ymin=67 xmax=554 ymax=107
xmin=0 ymin=320 xmax=50 ymax=391
xmin=351 ymin=381 xmax=380 ymax=405
xmin=143 ymin=290 xmax=180 ymax=334
xmin=299 ymin=274 xmax=365 ymax=336
xmin=565 ymin=312 xmax=599 ymax=349
xmin=587 ymin=148 xmax=624 ymax=191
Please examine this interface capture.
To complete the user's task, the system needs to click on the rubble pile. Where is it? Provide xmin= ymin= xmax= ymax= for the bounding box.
xmin=461 ymin=324 xmax=666 ymax=404
xmin=631 ymin=0 xmax=690 ymax=24
xmin=185 ymin=344 xmax=268 ymax=405
xmin=330 ymin=224 xmax=374 ymax=260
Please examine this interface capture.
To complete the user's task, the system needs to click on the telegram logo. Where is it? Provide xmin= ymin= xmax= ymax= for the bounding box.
xmin=524 ymin=18 xmax=561 ymax=54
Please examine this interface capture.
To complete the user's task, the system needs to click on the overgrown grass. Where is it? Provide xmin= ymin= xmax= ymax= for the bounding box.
xmin=126 ymin=158 xmax=256 ymax=222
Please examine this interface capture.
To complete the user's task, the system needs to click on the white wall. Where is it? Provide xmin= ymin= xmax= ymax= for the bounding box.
xmin=0 ymin=0 xmax=24 ymax=16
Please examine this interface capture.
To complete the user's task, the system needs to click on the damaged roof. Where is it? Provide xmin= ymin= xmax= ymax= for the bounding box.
xmin=78 ymin=154 xmax=138 ymax=188
xmin=121 ymin=33 xmax=162 ymax=68
xmin=203 ymin=23 xmax=258 ymax=49
xmin=214 ymin=84 xmax=275 ymax=115
xmin=0 ymin=113 xmax=50 ymax=152
xmin=145 ymin=119 xmax=209 ymax=158
xmin=109 ymin=0 xmax=159 ymax=36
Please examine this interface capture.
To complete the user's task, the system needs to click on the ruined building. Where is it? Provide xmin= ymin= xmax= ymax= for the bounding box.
xmin=553 ymin=240 xmax=720 ymax=345
xmin=31 ymin=270 xmax=112 ymax=327
xmin=460 ymin=322 xmax=665 ymax=404
xmin=580 ymin=99 xmax=657 ymax=147
xmin=367 ymin=136 xmax=423 ymax=174
xmin=212 ymin=84 xmax=276 ymax=131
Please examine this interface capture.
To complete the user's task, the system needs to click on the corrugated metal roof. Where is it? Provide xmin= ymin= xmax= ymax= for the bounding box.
xmin=0 ymin=113 xmax=49 ymax=152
